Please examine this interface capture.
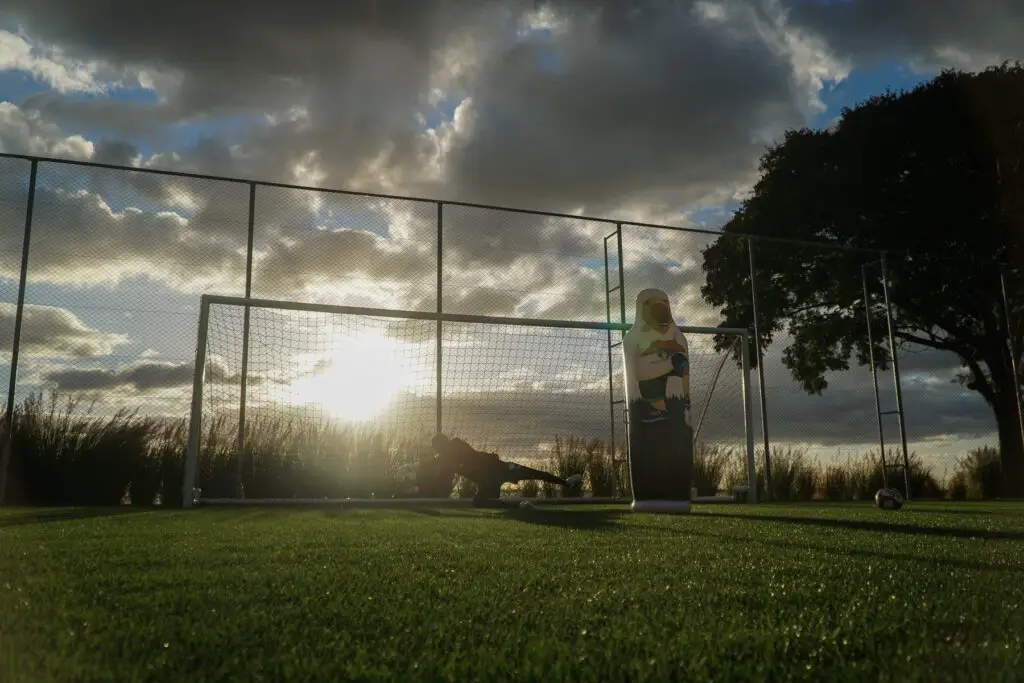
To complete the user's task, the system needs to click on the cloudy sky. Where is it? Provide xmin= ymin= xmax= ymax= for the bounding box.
xmin=0 ymin=0 xmax=1020 ymax=471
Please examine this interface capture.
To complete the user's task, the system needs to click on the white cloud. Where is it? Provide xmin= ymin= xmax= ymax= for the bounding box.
xmin=0 ymin=29 xmax=104 ymax=93
xmin=0 ymin=101 xmax=93 ymax=158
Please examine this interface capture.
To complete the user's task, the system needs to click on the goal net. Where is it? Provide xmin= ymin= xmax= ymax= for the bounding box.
xmin=181 ymin=295 xmax=755 ymax=506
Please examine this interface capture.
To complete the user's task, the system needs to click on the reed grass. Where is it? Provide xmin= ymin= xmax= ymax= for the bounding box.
xmin=1 ymin=391 xmax=1005 ymax=505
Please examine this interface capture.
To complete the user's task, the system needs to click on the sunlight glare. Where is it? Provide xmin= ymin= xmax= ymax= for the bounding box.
xmin=283 ymin=330 xmax=413 ymax=421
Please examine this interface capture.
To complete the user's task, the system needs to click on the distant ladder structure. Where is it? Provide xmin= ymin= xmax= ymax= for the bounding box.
xmin=862 ymin=254 xmax=912 ymax=499
xmin=603 ymin=224 xmax=628 ymax=495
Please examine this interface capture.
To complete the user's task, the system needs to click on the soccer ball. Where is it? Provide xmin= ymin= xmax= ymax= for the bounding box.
xmin=874 ymin=487 xmax=904 ymax=510
xmin=566 ymin=474 xmax=584 ymax=489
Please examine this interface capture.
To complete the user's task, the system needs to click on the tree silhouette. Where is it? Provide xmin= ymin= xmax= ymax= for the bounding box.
xmin=701 ymin=64 xmax=1024 ymax=496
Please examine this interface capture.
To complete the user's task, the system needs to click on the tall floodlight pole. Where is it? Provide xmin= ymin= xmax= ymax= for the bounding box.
xmin=1000 ymin=269 xmax=1024 ymax=466
xmin=747 ymin=238 xmax=772 ymax=498
xmin=879 ymin=254 xmax=912 ymax=498
xmin=0 ymin=159 xmax=38 ymax=505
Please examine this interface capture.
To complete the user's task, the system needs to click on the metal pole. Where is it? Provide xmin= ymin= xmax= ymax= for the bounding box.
xmin=435 ymin=202 xmax=443 ymax=436
xmin=747 ymin=238 xmax=773 ymax=498
xmin=235 ymin=182 xmax=256 ymax=500
xmin=862 ymin=262 xmax=888 ymax=487
xmin=880 ymin=254 xmax=911 ymax=498
xmin=1000 ymin=269 xmax=1024 ymax=466
xmin=615 ymin=224 xmax=626 ymax=327
xmin=740 ymin=332 xmax=758 ymax=503
xmin=615 ymin=223 xmax=628 ymax=470
xmin=0 ymin=159 xmax=37 ymax=505
xmin=604 ymin=235 xmax=618 ymax=496
xmin=183 ymin=295 xmax=211 ymax=508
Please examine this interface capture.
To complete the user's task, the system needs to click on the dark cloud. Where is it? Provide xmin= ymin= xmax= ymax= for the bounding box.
xmin=0 ymin=0 xmax=814 ymax=211
xmin=42 ymin=358 xmax=262 ymax=392
xmin=0 ymin=303 xmax=126 ymax=358
xmin=442 ymin=3 xmax=800 ymax=211
xmin=783 ymin=0 xmax=1024 ymax=67
xmin=91 ymin=138 xmax=141 ymax=166
xmin=45 ymin=361 xmax=194 ymax=391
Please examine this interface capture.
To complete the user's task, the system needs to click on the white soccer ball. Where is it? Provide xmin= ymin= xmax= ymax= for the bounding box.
xmin=874 ymin=487 xmax=904 ymax=510
xmin=519 ymin=500 xmax=535 ymax=509
xmin=566 ymin=474 xmax=584 ymax=489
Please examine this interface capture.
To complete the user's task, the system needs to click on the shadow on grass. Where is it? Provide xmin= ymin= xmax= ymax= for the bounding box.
xmin=324 ymin=504 xmax=629 ymax=529
xmin=499 ymin=507 xmax=628 ymax=530
xmin=721 ymin=512 xmax=1024 ymax=542
xmin=707 ymin=526 xmax=1024 ymax=574
xmin=0 ymin=506 xmax=154 ymax=527
xmin=898 ymin=505 xmax=1024 ymax=518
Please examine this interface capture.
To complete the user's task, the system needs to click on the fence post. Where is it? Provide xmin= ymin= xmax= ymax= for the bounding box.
xmin=740 ymin=331 xmax=758 ymax=503
xmin=0 ymin=159 xmax=38 ymax=505
xmin=1000 ymin=268 xmax=1024 ymax=467
xmin=435 ymin=202 xmax=443 ymax=437
xmin=615 ymin=223 xmax=628 ymax=493
xmin=603 ymin=234 xmax=618 ymax=496
xmin=862 ymin=262 xmax=888 ymax=486
xmin=615 ymin=224 xmax=626 ymax=326
xmin=183 ymin=296 xmax=211 ymax=508
xmin=235 ymin=182 xmax=256 ymax=499
xmin=747 ymin=238 xmax=772 ymax=498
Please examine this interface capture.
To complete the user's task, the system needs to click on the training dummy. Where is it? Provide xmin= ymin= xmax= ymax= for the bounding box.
xmin=622 ymin=288 xmax=694 ymax=514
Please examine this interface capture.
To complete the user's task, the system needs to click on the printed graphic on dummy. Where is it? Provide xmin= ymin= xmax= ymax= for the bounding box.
xmin=623 ymin=289 xmax=691 ymax=425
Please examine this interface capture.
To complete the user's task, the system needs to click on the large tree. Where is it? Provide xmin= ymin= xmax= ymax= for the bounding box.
xmin=701 ymin=64 xmax=1024 ymax=496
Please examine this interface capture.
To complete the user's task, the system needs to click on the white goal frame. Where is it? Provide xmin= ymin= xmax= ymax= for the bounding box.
xmin=181 ymin=294 xmax=758 ymax=507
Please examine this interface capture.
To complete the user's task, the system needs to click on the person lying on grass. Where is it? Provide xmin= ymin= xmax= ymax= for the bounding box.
xmin=416 ymin=433 xmax=584 ymax=508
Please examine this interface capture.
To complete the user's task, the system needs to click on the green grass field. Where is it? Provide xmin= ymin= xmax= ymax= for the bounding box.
xmin=2 ymin=501 xmax=1022 ymax=682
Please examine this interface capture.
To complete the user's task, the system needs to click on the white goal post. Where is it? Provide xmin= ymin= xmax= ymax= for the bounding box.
xmin=181 ymin=294 xmax=757 ymax=507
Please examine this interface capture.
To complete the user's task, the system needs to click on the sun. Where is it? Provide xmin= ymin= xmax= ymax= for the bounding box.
xmin=284 ymin=330 xmax=413 ymax=422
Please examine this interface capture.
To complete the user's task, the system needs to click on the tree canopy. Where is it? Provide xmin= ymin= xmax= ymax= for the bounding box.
xmin=700 ymin=63 xmax=1024 ymax=495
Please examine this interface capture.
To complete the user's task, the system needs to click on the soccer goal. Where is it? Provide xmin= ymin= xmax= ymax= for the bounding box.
xmin=181 ymin=295 xmax=757 ymax=507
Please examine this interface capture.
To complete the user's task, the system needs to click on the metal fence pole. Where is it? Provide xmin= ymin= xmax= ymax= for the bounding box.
xmin=435 ymin=202 xmax=443 ymax=436
xmin=740 ymin=331 xmax=758 ymax=503
xmin=183 ymin=296 xmax=212 ymax=508
xmin=879 ymin=253 xmax=912 ymax=498
xmin=615 ymin=224 xmax=626 ymax=326
xmin=862 ymin=262 xmax=888 ymax=487
xmin=603 ymin=236 xmax=618 ymax=496
xmin=0 ymin=159 xmax=38 ymax=505
xmin=615 ymin=223 xmax=628 ymax=490
xmin=747 ymin=238 xmax=773 ymax=498
xmin=1000 ymin=268 xmax=1024 ymax=465
xmin=235 ymin=182 xmax=256 ymax=499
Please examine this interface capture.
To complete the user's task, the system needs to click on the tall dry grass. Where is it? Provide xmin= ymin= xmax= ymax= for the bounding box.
xmin=1 ymin=391 xmax=1007 ymax=505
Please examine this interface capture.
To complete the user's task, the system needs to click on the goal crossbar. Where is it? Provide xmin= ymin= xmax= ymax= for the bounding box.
xmin=198 ymin=294 xmax=748 ymax=336
xmin=182 ymin=294 xmax=758 ymax=507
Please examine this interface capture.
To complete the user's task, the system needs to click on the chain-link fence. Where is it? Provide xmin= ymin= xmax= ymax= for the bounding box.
xmin=0 ymin=152 xmax=1020 ymax=503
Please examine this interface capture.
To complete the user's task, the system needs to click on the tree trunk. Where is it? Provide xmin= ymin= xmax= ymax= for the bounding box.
xmin=994 ymin=390 xmax=1024 ymax=498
